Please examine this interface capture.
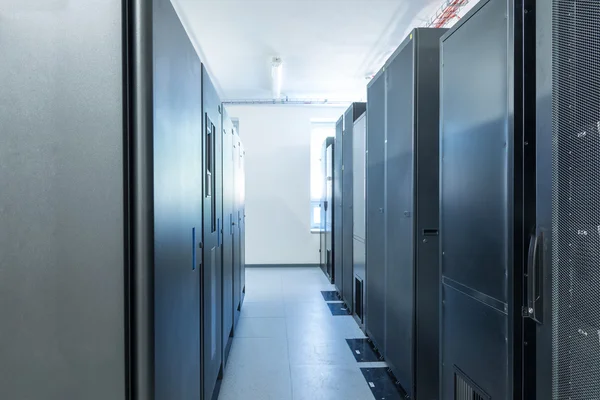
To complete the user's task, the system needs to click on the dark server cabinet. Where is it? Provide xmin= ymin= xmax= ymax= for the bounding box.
xmin=334 ymin=116 xmax=344 ymax=291
xmin=532 ymin=1 xmax=600 ymax=399
xmin=374 ymin=28 xmax=445 ymax=399
xmin=221 ymin=108 xmax=235 ymax=365
xmin=342 ymin=103 xmax=367 ymax=311
xmin=319 ymin=139 xmax=329 ymax=278
xmin=325 ymin=141 xmax=335 ymax=282
xmin=353 ymin=114 xmax=367 ymax=328
xmin=202 ymin=66 xmax=223 ymax=400
xmin=154 ymin=1 xmax=204 ymax=398
xmin=0 ymin=1 xmax=202 ymax=399
xmin=320 ymin=137 xmax=335 ymax=282
xmin=232 ymin=132 xmax=246 ymax=330
xmin=366 ymin=68 xmax=387 ymax=354
xmin=232 ymin=132 xmax=242 ymax=330
xmin=439 ymin=1 xmax=531 ymax=399
xmin=239 ymin=142 xmax=247 ymax=305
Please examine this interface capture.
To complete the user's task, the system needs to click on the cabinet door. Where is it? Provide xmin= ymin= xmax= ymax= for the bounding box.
xmin=342 ymin=108 xmax=355 ymax=310
xmin=535 ymin=1 xmax=600 ymax=399
xmin=366 ymin=72 xmax=386 ymax=352
xmin=202 ymin=67 xmax=223 ymax=400
xmin=384 ymin=38 xmax=415 ymax=395
xmin=334 ymin=117 xmax=344 ymax=291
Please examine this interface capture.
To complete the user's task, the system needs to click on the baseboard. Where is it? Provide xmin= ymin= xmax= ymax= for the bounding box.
xmin=246 ymin=263 xmax=320 ymax=268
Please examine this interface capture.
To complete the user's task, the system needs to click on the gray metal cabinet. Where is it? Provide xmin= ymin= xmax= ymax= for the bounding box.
xmin=342 ymin=109 xmax=354 ymax=310
xmin=333 ymin=117 xmax=344 ymax=291
xmin=325 ymin=142 xmax=335 ymax=281
xmin=367 ymin=28 xmax=446 ymax=399
xmin=202 ymin=65 xmax=223 ymax=400
xmin=385 ymin=37 xmax=416 ymax=395
xmin=341 ymin=103 xmax=366 ymax=312
xmin=439 ymin=1 xmax=540 ymax=399
xmin=239 ymin=142 xmax=246 ymax=306
xmin=353 ymin=114 xmax=367 ymax=327
xmin=440 ymin=2 xmax=514 ymax=398
xmin=0 ymin=1 xmax=203 ymax=399
xmin=366 ymin=72 xmax=386 ymax=353
xmin=533 ymin=1 xmax=600 ymax=399
xmin=0 ymin=3 xmax=131 ymax=398
xmin=221 ymin=108 xmax=235 ymax=366
xmin=321 ymin=137 xmax=335 ymax=282
xmin=231 ymin=132 xmax=246 ymax=333
xmin=320 ymin=137 xmax=334 ymax=282
xmin=154 ymin=2 xmax=204 ymax=398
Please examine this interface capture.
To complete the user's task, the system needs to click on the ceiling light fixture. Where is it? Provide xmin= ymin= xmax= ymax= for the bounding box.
xmin=271 ymin=57 xmax=283 ymax=100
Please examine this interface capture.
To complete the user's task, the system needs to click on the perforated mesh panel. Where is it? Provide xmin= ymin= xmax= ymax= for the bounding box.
xmin=552 ymin=1 xmax=600 ymax=399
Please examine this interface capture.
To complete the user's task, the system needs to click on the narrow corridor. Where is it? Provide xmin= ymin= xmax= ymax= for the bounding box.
xmin=218 ymin=267 xmax=402 ymax=400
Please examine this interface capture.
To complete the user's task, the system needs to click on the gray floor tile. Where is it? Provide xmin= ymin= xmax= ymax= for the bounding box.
xmin=220 ymin=267 xmax=373 ymax=399
xmin=286 ymin=315 xmax=366 ymax=341
xmin=290 ymin=365 xmax=376 ymax=400
xmin=243 ymin=289 xmax=284 ymax=303
xmin=235 ymin=317 xmax=287 ymax=338
xmin=217 ymin=363 xmax=292 ymax=400
xmin=240 ymin=301 xmax=285 ymax=318
xmin=287 ymin=337 xmax=358 ymax=366
xmin=283 ymin=301 xmax=332 ymax=318
xmin=226 ymin=337 xmax=289 ymax=367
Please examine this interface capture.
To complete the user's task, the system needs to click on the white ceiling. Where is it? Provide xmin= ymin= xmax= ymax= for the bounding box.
xmin=174 ymin=0 xmax=445 ymax=101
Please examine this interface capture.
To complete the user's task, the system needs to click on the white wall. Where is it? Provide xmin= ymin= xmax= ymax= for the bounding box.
xmin=226 ymin=105 xmax=346 ymax=265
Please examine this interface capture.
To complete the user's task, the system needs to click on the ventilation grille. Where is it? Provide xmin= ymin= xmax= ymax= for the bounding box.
xmin=552 ymin=1 xmax=600 ymax=399
xmin=454 ymin=370 xmax=489 ymax=400
xmin=354 ymin=278 xmax=363 ymax=322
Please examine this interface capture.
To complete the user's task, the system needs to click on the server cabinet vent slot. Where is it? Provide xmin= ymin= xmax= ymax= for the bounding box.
xmin=552 ymin=1 xmax=600 ymax=399
xmin=454 ymin=369 xmax=489 ymax=400
xmin=354 ymin=278 xmax=363 ymax=322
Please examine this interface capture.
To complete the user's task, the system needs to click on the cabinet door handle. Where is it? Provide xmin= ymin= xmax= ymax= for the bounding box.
xmin=525 ymin=230 xmax=543 ymax=324
xmin=192 ymin=227 xmax=197 ymax=270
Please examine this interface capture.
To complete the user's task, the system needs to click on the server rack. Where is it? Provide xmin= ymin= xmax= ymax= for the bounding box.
xmin=366 ymin=65 xmax=387 ymax=355
xmin=319 ymin=138 xmax=330 ymax=279
xmin=320 ymin=137 xmax=335 ymax=282
xmin=232 ymin=132 xmax=244 ymax=331
xmin=334 ymin=117 xmax=344 ymax=291
xmin=202 ymin=65 xmax=224 ymax=400
xmin=325 ymin=140 xmax=335 ymax=282
xmin=0 ymin=0 xmax=202 ymax=398
xmin=232 ymin=135 xmax=246 ymax=311
xmin=239 ymin=141 xmax=247 ymax=306
xmin=532 ymin=1 xmax=600 ymax=399
xmin=221 ymin=108 xmax=235 ymax=366
xmin=439 ymin=1 xmax=531 ymax=398
xmin=341 ymin=103 xmax=367 ymax=312
xmin=352 ymin=114 xmax=367 ymax=329
xmin=367 ymin=28 xmax=445 ymax=399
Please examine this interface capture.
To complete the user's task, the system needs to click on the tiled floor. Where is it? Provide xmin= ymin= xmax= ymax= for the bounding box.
xmin=218 ymin=267 xmax=386 ymax=400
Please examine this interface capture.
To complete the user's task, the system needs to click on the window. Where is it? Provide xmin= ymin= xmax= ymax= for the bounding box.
xmin=310 ymin=121 xmax=335 ymax=232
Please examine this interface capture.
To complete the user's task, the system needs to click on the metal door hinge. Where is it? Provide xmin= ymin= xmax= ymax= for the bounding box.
xmin=522 ymin=306 xmax=533 ymax=317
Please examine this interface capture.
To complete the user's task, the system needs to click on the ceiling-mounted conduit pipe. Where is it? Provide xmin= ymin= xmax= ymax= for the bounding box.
xmin=223 ymin=98 xmax=353 ymax=106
